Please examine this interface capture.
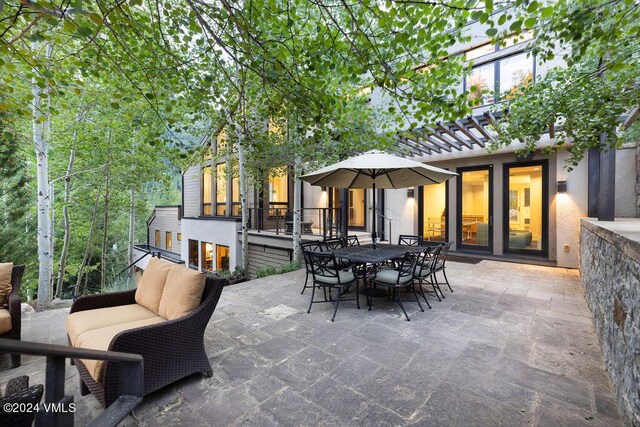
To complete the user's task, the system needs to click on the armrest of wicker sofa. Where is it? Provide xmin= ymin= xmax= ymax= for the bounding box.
xmin=103 ymin=278 xmax=226 ymax=394
xmin=70 ymin=290 xmax=137 ymax=314
xmin=7 ymin=291 xmax=21 ymax=335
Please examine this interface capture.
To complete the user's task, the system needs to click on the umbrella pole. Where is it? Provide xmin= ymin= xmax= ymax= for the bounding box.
xmin=372 ymin=181 xmax=376 ymax=249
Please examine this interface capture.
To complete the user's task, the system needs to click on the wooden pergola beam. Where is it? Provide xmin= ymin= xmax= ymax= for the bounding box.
xmin=437 ymin=121 xmax=473 ymax=149
xmin=453 ymin=119 xmax=485 ymax=147
xmin=426 ymin=126 xmax=462 ymax=151
xmin=623 ymin=106 xmax=639 ymax=129
xmin=468 ymin=115 xmax=494 ymax=141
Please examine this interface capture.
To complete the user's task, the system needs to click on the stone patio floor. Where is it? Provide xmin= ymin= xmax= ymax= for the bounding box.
xmin=0 ymin=260 xmax=624 ymax=426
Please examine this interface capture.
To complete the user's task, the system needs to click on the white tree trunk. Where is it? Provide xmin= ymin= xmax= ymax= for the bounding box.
xmin=292 ymin=155 xmax=302 ymax=265
xmin=127 ymin=188 xmax=135 ymax=279
xmin=33 ymin=40 xmax=51 ymax=311
xmin=54 ymin=143 xmax=75 ymax=299
xmin=236 ymin=129 xmax=249 ymax=272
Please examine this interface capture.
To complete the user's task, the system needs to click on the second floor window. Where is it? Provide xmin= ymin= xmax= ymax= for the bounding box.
xmin=202 ymin=166 xmax=212 ymax=215
xmin=463 ymin=32 xmax=535 ymax=107
xmin=216 ymin=163 xmax=227 ymax=215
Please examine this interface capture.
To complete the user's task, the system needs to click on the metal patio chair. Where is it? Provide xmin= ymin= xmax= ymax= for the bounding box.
xmin=306 ymin=252 xmax=359 ymax=322
xmin=370 ymin=252 xmax=423 ymax=321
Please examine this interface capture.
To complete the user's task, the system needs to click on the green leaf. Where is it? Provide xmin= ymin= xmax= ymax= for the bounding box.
xmin=524 ymin=17 xmax=537 ymax=29
xmin=76 ymin=26 xmax=93 ymax=37
xmin=540 ymin=6 xmax=554 ymax=19
xmin=509 ymin=20 xmax=523 ymax=32
xmin=486 ymin=27 xmax=498 ymax=37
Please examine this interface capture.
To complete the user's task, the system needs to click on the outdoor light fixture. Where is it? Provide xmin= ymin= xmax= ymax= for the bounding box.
xmin=557 ymin=180 xmax=567 ymax=193
xmin=321 ymin=186 xmax=327 ymax=193
xmin=407 ymin=188 xmax=415 ymax=198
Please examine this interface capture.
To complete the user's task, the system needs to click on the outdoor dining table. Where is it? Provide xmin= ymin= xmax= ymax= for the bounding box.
xmin=331 ymin=243 xmax=424 ymax=307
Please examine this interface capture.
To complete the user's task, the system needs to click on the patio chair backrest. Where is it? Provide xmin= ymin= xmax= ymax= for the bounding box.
xmin=324 ymin=237 xmax=345 ymax=250
xmin=398 ymin=235 xmax=421 ymax=247
xmin=430 ymin=244 xmax=444 ymax=271
xmin=414 ymin=247 xmax=435 ymax=278
xmin=346 ymin=235 xmax=360 ymax=246
xmin=301 ymin=241 xmax=327 ymax=273
xmin=307 ymin=251 xmax=343 ymax=284
xmin=438 ymin=241 xmax=452 ymax=267
xmin=394 ymin=252 xmax=419 ymax=284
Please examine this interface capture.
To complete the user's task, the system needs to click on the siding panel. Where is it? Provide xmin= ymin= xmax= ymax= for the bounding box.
xmin=248 ymin=244 xmax=292 ymax=277
xmin=183 ymin=165 xmax=201 ymax=217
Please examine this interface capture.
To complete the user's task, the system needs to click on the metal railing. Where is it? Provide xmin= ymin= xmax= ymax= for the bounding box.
xmin=0 ymin=338 xmax=143 ymax=427
xmin=247 ymin=207 xmax=342 ymax=240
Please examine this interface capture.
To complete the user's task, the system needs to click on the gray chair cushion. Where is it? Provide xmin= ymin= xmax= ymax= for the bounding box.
xmin=373 ymin=269 xmax=412 ymax=286
xmin=315 ymin=271 xmax=356 ymax=286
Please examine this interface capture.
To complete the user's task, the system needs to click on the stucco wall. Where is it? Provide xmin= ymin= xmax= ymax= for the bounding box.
xmin=580 ymin=219 xmax=640 ymax=425
xmin=180 ymin=218 xmax=241 ymax=271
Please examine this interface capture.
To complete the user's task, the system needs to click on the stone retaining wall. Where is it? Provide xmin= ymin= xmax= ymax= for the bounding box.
xmin=580 ymin=218 xmax=640 ymax=425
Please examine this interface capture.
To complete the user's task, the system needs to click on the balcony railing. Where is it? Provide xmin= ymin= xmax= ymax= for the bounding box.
xmin=247 ymin=207 xmax=341 ymax=240
xmin=0 ymin=338 xmax=143 ymax=427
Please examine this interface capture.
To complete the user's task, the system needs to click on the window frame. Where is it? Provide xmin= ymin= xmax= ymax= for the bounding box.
xmin=165 ymin=231 xmax=172 ymax=252
xmin=216 ymin=244 xmax=230 ymax=271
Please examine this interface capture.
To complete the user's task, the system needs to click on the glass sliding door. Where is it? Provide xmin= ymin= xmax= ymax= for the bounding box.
xmin=421 ymin=182 xmax=447 ymax=243
xmin=457 ymin=166 xmax=492 ymax=251
xmin=504 ymin=162 xmax=547 ymax=256
xmin=348 ymin=189 xmax=365 ymax=229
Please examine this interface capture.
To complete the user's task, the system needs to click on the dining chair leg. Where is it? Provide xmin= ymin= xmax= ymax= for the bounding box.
xmin=356 ymin=280 xmax=361 ymax=310
xmin=430 ymin=275 xmax=442 ymax=301
xmin=331 ymin=287 xmax=342 ymax=322
xmin=301 ymin=273 xmax=309 ymax=294
xmin=307 ymin=282 xmax=317 ymax=314
xmin=433 ymin=275 xmax=445 ymax=299
xmin=442 ymin=269 xmax=453 ymax=292
xmin=411 ymin=284 xmax=424 ymax=312
xmin=418 ymin=279 xmax=432 ymax=309
xmin=394 ymin=288 xmax=410 ymax=321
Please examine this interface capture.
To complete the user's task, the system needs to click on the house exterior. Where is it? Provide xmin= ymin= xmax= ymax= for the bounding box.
xmin=138 ymin=18 xmax=638 ymax=275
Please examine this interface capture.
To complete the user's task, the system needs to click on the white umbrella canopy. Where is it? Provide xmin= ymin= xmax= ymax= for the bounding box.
xmin=300 ymin=150 xmax=457 ymax=189
xmin=300 ymin=150 xmax=457 ymax=247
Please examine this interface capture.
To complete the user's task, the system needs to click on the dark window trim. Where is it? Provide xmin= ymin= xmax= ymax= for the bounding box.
xmin=502 ymin=160 xmax=549 ymax=258
xmin=456 ymin=164 xmax=494 ymax=253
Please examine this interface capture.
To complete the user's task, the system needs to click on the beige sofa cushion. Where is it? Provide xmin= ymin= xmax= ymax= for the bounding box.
xmin=66 ymin=304 xmax=157 ymax=345
xmin=0 ymin=309 xmax=11 ymax=334
xmin=135 ymin=257 xmax=173 ymax=314
xmin=158 ymin=266 xmax=205 ymax=320
xmin=75 ymin=316 xmax=165 ymax=382
xmin=0 ymin=262 xmax=13 ymax=307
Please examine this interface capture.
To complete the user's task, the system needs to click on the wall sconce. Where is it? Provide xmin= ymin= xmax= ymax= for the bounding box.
xmin=321 ymin=186 xmax=327 ymax=193
xmin=407 ymin=188 xmax=415 ymax=198
xmin=557 ymin=180 xmax=567 ymax=193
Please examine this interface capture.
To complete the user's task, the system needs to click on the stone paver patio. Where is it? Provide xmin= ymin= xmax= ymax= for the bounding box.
xmin=0 ymin=260 xmax=623 ymax=425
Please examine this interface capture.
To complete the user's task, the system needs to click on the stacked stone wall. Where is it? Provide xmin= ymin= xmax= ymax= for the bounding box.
xmin=580 ymin=219 xmax=640 ymax=425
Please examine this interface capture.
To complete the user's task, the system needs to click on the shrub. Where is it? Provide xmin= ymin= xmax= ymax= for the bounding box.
xmin=206 ymin=267 xmax=248 ymax=285
xmin=255 ymin=262 xmax=301 ymax=278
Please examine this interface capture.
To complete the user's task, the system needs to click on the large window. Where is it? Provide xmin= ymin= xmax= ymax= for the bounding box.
xmin=231 ymin=165 xmax=241 ymax=217
xmin=458 ymin=168 xmax=492 ymax=249
xmin=269 ymin=168 xmax=288 ymax=213
xmin=505 ymin=164 xmax=545 ymax=254
xmin=422 ymin=182 xmax=447 ymax=242
xmin=500 ymin=53 xmax=534 ymax=99
xmin=201 ymin=241 xmax=213 ymax=271
xmin=188 ymin=239 xmax=198 ymax=268
xmin=165 ymin=231 xmax=172 ymax=252
xmin=463 ymin=36 xmax=535 ymax=106
xmin=202 ymin=166 xmax=212 ymax=215
xmin=216 ymin=163 xmax=227 ymax=216
xmin=216 ymin=245 xmax=230 ymax=270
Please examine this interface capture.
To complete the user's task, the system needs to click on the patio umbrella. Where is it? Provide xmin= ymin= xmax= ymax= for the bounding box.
xmin=300 ymin=150 xmax=457 ymax=248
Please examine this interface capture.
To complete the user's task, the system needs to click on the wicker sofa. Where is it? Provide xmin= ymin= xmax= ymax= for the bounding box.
xmin=0 ymin=264 xmax=25 ymax=368
xmin=66 ymin=258 xmax=226 ymax=407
